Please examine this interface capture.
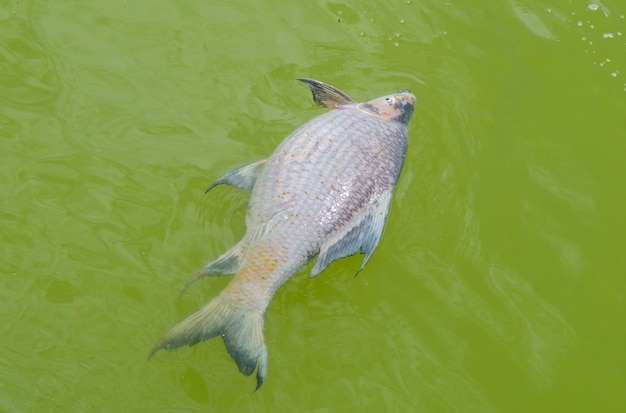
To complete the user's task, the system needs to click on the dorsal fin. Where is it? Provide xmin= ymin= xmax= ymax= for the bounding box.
xmin=297 ymin=78 xmax=355 ymax=108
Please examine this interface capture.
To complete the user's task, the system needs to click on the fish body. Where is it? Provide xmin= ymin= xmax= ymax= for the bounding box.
xmin=151 ymin=79 xmax=416 ymax=390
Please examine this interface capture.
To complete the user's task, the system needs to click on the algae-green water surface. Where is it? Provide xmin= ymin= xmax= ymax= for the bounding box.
xmin=2 ymin=0 xmax=625 ymax=411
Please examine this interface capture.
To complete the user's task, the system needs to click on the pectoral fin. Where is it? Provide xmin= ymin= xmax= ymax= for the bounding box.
xmin=298 ymin=78 xmax=355 ymax=109
xmin=310 ymin=191 xmax=393 ymax=277
xmin=206 ymin=159 xmax=267 ymax=193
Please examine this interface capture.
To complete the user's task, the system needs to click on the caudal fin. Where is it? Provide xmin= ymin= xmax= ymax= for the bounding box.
xmin=149 ymin=294 xmax=268 ymax=391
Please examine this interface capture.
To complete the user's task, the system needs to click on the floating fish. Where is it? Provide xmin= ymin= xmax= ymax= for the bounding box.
xmin=150 ymin=78 xmax=416 ymax=391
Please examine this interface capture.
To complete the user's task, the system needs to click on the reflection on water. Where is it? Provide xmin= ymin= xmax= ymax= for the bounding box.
xmin=390 ymin=0 xmax=607 ymax=400
xmin=508 ymin=0 xmax=560 ymax=41
xmin=487 ymin=265 xmax=577 ymax=385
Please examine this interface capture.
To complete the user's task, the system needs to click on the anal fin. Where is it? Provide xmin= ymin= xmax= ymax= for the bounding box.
xmin=181 ymin=241 xmax=245 ymax=295
xmin=310 ymin=190 xmax=393 ymax=277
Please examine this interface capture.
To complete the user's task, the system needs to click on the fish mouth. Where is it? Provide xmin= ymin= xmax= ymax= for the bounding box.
xmin=357 ymin=90 xmax=416 ymax=123
xmin=381 ymin=91 xmax=417 ymax=112
xmin=394 ymin=91 xmax=416 ymax=107
xmin=391 ymin=91 xmax=416 ymax=124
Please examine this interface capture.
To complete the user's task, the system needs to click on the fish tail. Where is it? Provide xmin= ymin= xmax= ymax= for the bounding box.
xmin=149 ymin=294 xmax=268 ymax=391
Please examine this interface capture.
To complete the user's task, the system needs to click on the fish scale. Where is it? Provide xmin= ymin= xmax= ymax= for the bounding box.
xmin=253 ymin=113 xmax=403 ymax=228
xmin=150 ymin=78 xmax=416 ymax=391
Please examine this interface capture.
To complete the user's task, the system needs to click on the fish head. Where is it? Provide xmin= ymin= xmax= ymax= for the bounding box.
xmin=357 ymin=90 xmax=416 ymax=124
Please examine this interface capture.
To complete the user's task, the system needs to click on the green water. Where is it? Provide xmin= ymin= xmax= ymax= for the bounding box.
xmin=2 ymin=0 xmax=625 ymax=411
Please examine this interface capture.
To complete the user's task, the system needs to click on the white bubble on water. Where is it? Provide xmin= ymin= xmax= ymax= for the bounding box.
xmin=588 ymin=4 xmax=599 ymax=11
xmin=577 ymin=21 xmax=583 ymax=26
xmin=611 ymin=71 xmax=619 ymax=77
xmin=602 ymin=32 xmax=614 ymax=38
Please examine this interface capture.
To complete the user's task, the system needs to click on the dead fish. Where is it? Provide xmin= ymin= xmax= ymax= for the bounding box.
xmin=150 ymin=78 xmax=416 ymax=391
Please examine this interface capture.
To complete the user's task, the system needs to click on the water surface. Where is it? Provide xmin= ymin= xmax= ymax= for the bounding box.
xmin=1 ymin=0 xmax=625 ymax=411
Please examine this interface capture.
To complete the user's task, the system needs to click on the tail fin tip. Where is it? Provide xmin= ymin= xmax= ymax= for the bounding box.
xmin=149 ymin=294 xmax=268 ymax=390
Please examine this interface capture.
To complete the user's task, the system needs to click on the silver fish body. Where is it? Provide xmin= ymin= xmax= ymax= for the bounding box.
xmin=151 ymin=79 xmax=416 ymax=391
